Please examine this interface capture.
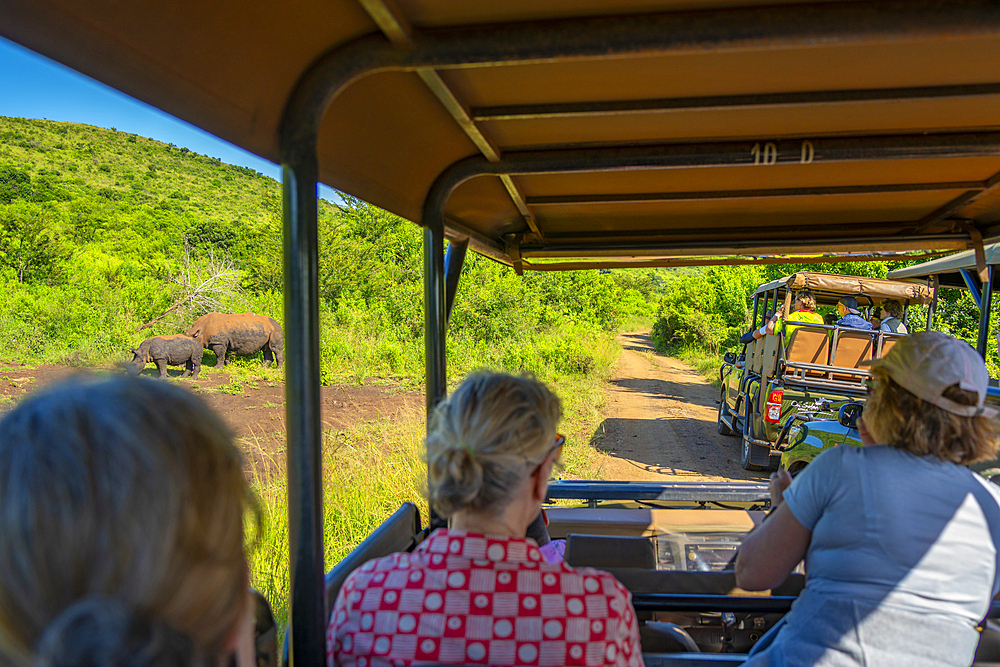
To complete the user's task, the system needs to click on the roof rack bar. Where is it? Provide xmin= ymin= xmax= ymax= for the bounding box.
xmin=541 ymin=220 xmax=955 ymax=241
xmin=475 ymin=132 xmax=1000 ymax=175
xmin=518 ymin=235 xmax=967 ymax=257
xmin=526 ymin=182 xmax=984 ymax=206
xmin=522 ymin=251 xmax=949 ymax=271
xmin=471 ymin=83 xmax=1000 ymax=121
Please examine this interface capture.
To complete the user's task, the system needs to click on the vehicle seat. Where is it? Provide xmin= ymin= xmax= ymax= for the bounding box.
xmin=877 ymin=332 xmax=907 ymax=358
xmin=565 ymin=533 xmax=657 ymax=570
xmin=784 ymin=327 xmax=829 ymax=376
xmin=831 ymin=330 xmax=874 ymax=379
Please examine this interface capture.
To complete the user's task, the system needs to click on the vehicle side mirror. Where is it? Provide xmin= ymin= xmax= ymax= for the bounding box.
xmin=724 ymin=352 xmax=736 ymax=364
xmin=838 ymin=403 xmax=863 ymax=429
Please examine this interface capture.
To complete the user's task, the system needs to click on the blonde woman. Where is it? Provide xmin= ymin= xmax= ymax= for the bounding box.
xmin=0 ymin=377 xmax=257 ymax=667
xmin=327 ymin=371 xmax=643 ymax=667
xmin=737 ymin=332 xmax=1000 ymax=667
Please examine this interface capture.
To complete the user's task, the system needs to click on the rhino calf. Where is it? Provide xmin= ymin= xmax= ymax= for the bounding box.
xmin=126 ymin=335 xmax=203 ymax=379
xmin=185 ymin=312 xmax=283 ymax=368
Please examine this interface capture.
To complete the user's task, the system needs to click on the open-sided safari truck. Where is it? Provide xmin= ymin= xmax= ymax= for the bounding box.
xmin=8 ymin=0 xmax=1000 ymax=664
xmin=778 ymin=243 xmax=1000 ymax=474
xmin=718 ymin=272 xmax=934 ymax=471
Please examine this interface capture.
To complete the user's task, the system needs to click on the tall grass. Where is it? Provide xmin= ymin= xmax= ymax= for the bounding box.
xmin=242 ymin=327 xmax=618 ymax=637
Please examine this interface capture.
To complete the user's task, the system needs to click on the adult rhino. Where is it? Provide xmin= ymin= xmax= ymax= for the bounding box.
xmin=125 ymin=335 xmax=203 ymax=379
xmin=185 ymin=312 xmax=284 ymax=368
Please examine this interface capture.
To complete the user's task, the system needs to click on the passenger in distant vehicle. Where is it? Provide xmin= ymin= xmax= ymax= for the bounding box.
xmin=739 ymin=310 xmax=774 ymax=345
xmin=765 ymin=290 xmax=825 ymax=341
xmin=328 ymin=372 xmax=643 ymax=667
xmin=736 ymin=332 xmax=1000 ymax=667
xmin=879 ymin=299 xmax=908 ymax=334
xmin=0 ymin=377 xmax=257 ymax=667
xmin=834 ymin=296 xmax=873 ymax=330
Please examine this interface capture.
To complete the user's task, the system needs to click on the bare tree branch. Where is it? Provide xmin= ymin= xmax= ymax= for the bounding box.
xmin=137 ymin=241 xmax=250 ymax=332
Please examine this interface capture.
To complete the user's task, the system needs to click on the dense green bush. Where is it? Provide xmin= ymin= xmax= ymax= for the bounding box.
xmin=0 ymin=116 xmax=664 ymax=382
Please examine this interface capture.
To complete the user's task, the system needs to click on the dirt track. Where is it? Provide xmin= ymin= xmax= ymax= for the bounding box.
xmin=593 ymin=332 xmax=768 ymax=482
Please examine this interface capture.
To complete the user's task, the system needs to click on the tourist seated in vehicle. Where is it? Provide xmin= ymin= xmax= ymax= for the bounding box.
xmin=834 ymin=296 xmax=873 ymax=330
xmin=739 ymin=310 xmax=774 ymax=345
xmin=879 ymin=299 xmax=908 ymax=334
xmin=764 ymin=290 xmax=825 ymax=341
xmin=327 ymin=371 xmax=643 ymax=667
xmin=735 ymin=332 xmax=1000 ymax=667
xmin=0 ymin=377 xmax=257 ymax=667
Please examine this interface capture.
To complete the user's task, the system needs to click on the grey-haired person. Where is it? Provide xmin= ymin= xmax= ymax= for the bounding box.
xmin=327 ymin=371 xmax=643 ymax=667
xmin=736 ymin=332 xmax=1000 ymax=667
xmin=0 ymin=377 xmax=258 ymax=667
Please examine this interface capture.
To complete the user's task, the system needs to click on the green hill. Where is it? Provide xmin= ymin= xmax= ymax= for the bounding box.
xmin=0 ymin=116 xmax=661 ymax=381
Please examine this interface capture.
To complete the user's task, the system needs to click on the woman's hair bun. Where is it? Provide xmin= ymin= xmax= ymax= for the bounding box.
xmin=427 ymin=441 xmax=485 ymax=516
xmin=35 ymin=597 xmax=206 ymax=667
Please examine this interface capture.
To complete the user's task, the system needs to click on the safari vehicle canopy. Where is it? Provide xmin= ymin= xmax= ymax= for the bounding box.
xmin=7 ymin=0 xmax=1000 ymax=665
xmin=889 ymin=240 xmax=1000 ymax=358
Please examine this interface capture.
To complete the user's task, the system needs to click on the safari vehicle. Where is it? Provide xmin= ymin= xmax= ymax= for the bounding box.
xmin=8 ymin=0 xmax=1000 ymax=664
xmin=718 ymin=272 xmax=934 ymax=471
xmin=781 ymin=242 xmax=1000 ymax=474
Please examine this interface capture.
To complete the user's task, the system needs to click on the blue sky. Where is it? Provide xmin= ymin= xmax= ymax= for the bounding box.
xmin=0 ymin=36 xmax=339 ymax=202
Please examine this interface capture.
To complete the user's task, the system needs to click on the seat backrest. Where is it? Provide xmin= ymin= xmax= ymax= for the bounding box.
xmin=324 ymin=502 xmax=422 ymax=612
xmin=880 ymin=336 xmax=898 ymax=359
xmin=749 ymin=337 xmax=764 ymax=373
xmin=832 ymin=330 xmax=874 ymax=368
xmin=761 ymin=333 xmax=780 ymax=379
xmin=565 ymin=533 xmax=657 ymax=570
xmin=785 ymin=327 xmax=829 ymax=365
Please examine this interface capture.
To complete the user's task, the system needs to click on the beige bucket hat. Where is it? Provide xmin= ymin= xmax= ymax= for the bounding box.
xmin=868 ymin=331 xmax=998 ymax=419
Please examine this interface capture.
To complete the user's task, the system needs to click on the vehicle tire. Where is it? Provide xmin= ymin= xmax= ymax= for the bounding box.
xmin=717 ymin=390 xmax=736 ymax=436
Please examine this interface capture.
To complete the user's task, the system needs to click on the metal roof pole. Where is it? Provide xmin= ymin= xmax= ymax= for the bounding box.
xmin=977 ymin=266 xmax=994 ymax=359
xmin=445 ymin=238 xmax=469 ymax=324
xmin=281 ymin=143 xmax=325 ymax=667
xmin=960 ymin=268 xmax=984 ymax=309
xmin=927 ymin=277 xmax=939 ymax=331
xmin=423 ymin=193 xmax=449 ymax=424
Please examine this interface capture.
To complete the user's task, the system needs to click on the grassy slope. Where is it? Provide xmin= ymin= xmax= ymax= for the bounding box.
xmin=1 ymin=116 xmax=669 ymax=632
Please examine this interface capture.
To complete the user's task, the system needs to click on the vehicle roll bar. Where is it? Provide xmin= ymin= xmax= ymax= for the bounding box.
xmin=277 ymin=4 xmax=1000 ymax=665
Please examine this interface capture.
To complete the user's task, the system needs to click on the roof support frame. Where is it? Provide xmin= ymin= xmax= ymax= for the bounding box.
xmin=522 ymin=251 xmax=950 ymax=272
xmin=525 ymin=181 xmax=986 ymax=206
xmin=280 ymin=142 xmax=327 ymax=667
xmin=470 ymin=83 xmax=1000 ymax=121
xmin=354 ymin=0 xmax=543 ymax=240
xmin=277 ymin=5 xmax=1000 ymax=663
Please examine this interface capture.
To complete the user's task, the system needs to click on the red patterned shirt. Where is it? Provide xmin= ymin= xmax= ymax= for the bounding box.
xmin=327 ymin=529 xmax=643 ymax=667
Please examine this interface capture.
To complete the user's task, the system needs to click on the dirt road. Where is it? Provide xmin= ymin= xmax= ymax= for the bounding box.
xmin=3 ymin=333 xmax=762 ymax=484
xmin=594 ymin=332 xmax=767 ymax=482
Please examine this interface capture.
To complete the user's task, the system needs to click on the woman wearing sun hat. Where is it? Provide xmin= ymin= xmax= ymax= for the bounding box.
xmin=736 ymin=331 xmax=1000 ymax=667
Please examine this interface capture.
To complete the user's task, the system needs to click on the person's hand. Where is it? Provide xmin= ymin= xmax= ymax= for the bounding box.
xmin=770 ymin=469 xmax=792 ymax=508
xmin=857 ymin=416 xmax=876 ymax=446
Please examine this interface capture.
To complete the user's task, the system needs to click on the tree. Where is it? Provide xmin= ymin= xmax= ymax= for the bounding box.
xmin=0 ymin=201 xmax=64 ymax=283
xmin=136 ymin=242 xmax=249 ymax=331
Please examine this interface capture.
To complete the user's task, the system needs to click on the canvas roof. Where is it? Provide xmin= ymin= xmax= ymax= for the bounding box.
xmin=752 ymin=272 xmax=935 ymax=306
xmin=5 ymin=0 xmax=1000 ymax=270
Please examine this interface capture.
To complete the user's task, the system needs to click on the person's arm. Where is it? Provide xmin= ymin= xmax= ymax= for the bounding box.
xmin=735 ymin=503 xmax=811 ymax=591
xmin=765 ymin=313 xmax=780 ymax=336
xmin=735 ymin=469 xmax=812 ymax=591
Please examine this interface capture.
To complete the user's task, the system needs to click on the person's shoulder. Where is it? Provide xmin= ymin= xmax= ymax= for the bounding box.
xmin=560 ymin=565 xmax=632 ymax=600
